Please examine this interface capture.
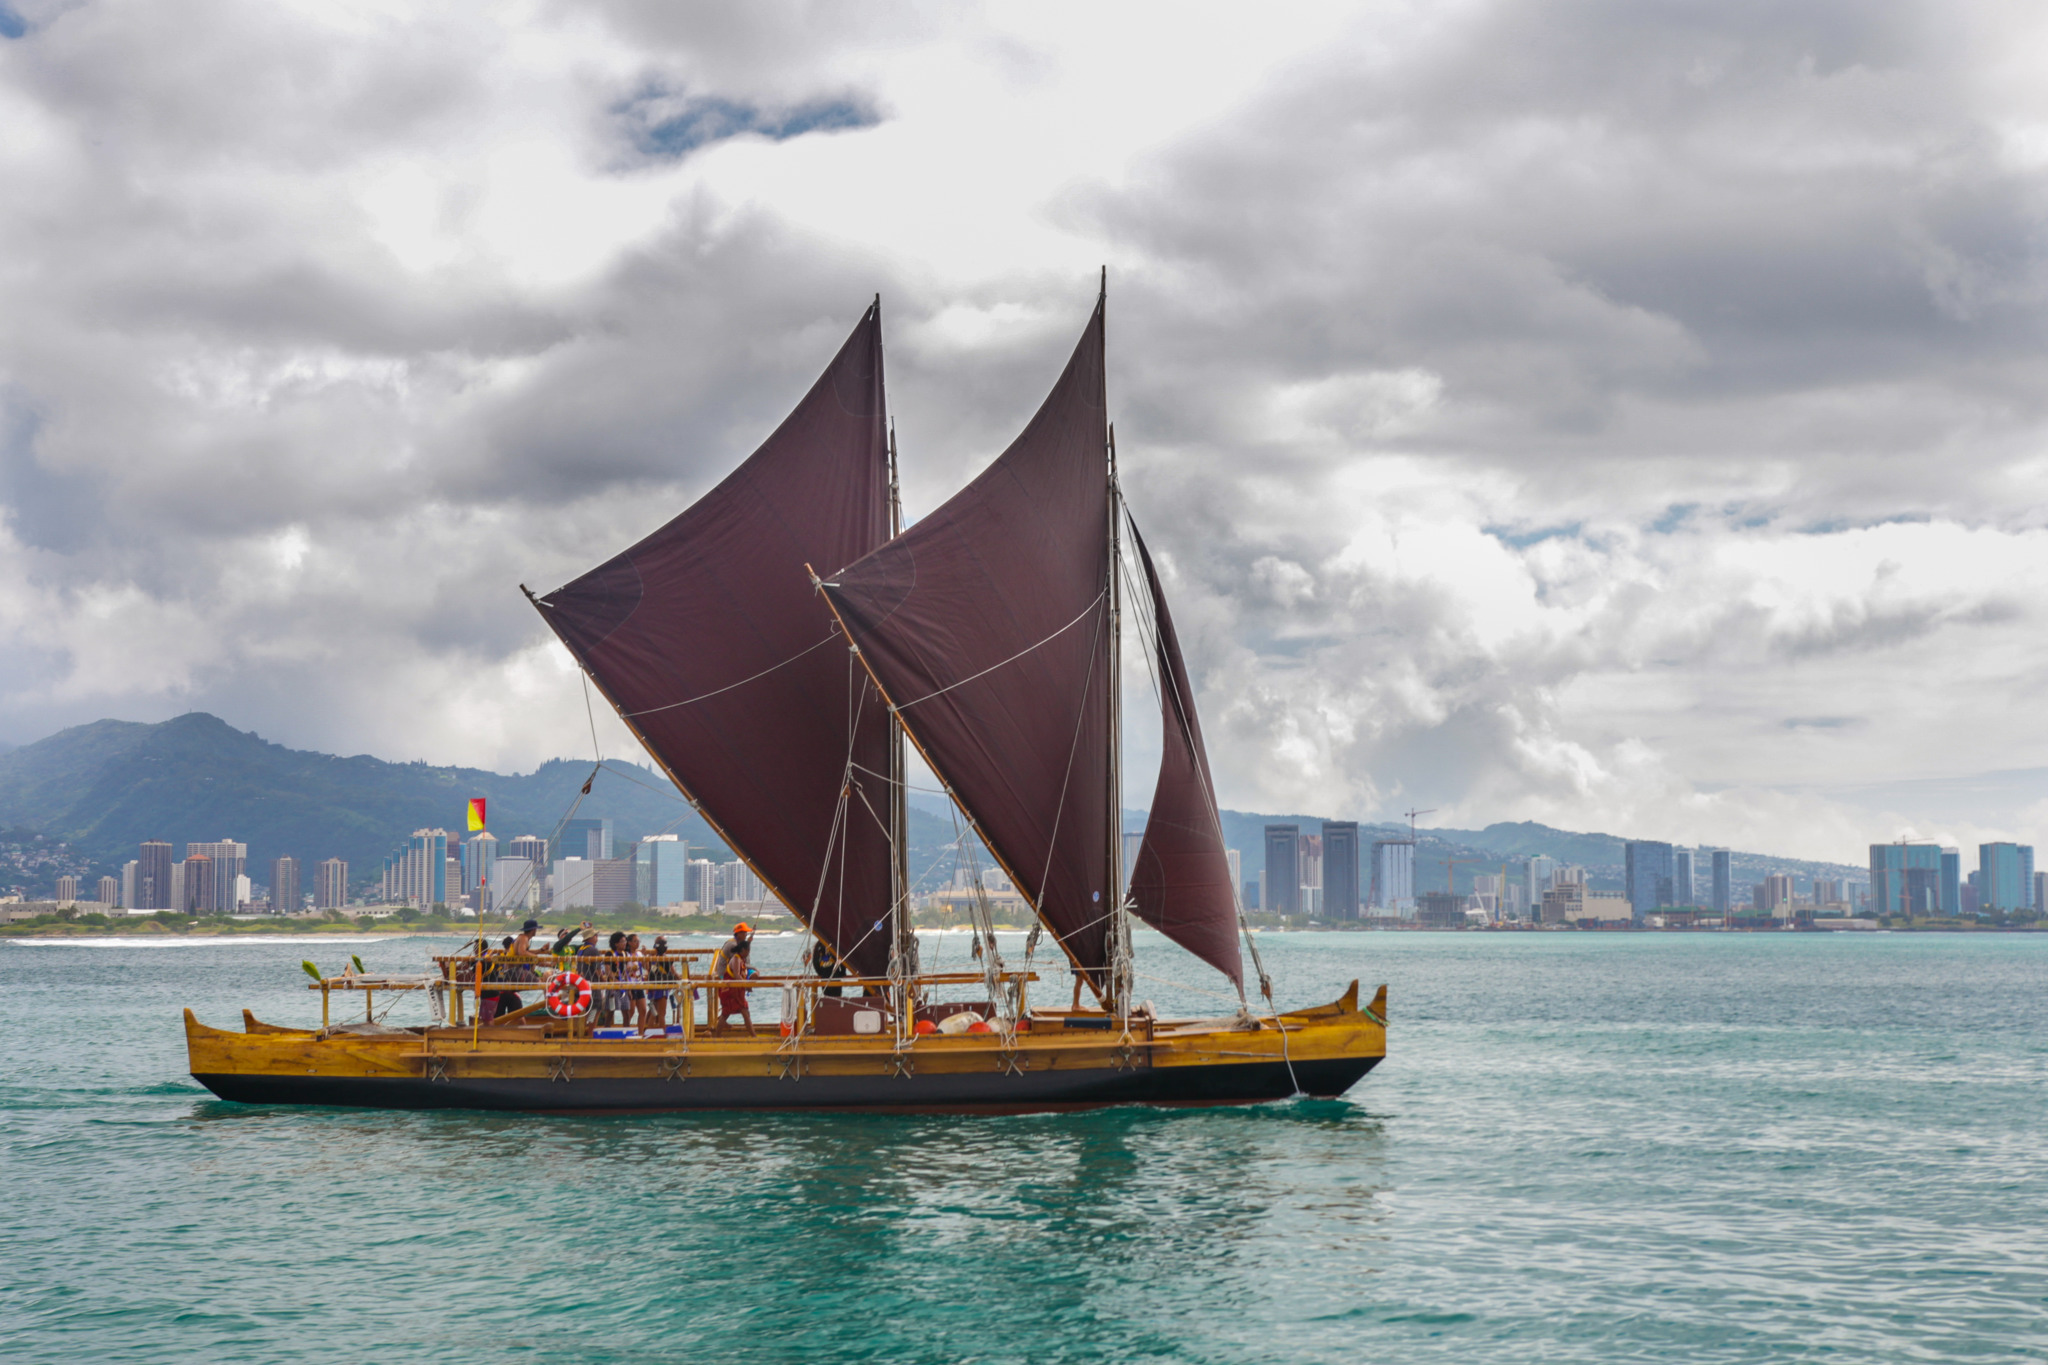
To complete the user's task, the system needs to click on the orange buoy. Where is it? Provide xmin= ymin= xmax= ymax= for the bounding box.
xmin=914 ymin=1019 xmax=937 ymax=1036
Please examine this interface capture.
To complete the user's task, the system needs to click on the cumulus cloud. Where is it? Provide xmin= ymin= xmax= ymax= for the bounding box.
xmin=0 ymin=0 xmax=2045 ymax=862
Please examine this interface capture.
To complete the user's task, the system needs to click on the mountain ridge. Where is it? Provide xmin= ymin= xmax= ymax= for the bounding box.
xmin=0 ymin=714 xmax=1863 ymax=900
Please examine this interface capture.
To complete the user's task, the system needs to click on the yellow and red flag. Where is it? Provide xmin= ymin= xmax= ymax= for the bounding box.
xmin=467 ymin=797 xmax=486 ymax=832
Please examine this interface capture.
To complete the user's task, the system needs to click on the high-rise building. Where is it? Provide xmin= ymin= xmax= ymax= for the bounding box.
xmin=686 ymin=858 xmax=717 ymax=908
xmin=1526 ymin=855 xmax=1557 ymax=905
xmin=1756 ymin=872 xmax=1794 ymax=915
xmin=1812 ymin=877 xmax=1844 ymax=907
xmin=1969 ymin=844 xmax=2037 ymax=915
xmin=1263 ymin=825 xmax=1300 ymax=915
xmin=386 ymin=829 xmax=450 ymax=907
xmin=56 ymin=875 xmax=78 ymax=904
xmin=1370 ymin=839 xmax=1416 ymax=915
xmin=1623 ymin=841 xmax=1675 ymax=924
xmin=169 ymin=861 xmax=187 ymax=915
xmin=1940 ymin=848 xmax=1961 ymax=916
xmin=185 ymin=841 xmax=248 ymax=912
xmin=1225 ymin=849 xmax=1242 ymax=908
xmin=590 ymin=859 xmax=638 ymax=912
xmin=184 ymin=855 xmax=214 ymax=914
xmin=561 ymin=817 xmax=613 ymax=863
xmin=120 ymin=860 xmax=139 ymax=910
xmin=271 ymin=857 xmax=300 ymax=917
xmin=1710 ymin=850 xmax=1732 ymax=914
xmin=635 ymin=835 xmax=692 ymax=907
xmin=138 ymin=840 xmax=173 ymax=911
xmin=551 ymin=858 xmax=595 ymax=911
xmin=1672 ymin=849 xmax=1696 ymax=906
xmin=97 ymin=875 xmax=118 ymax=906
xmin=462 ymin=832 xmax=499 ymax=893
xmin=1869 ymin=842 xmax=1944 ymax=917
xmin=445 ymin=857 xmax=463 ymax=907
xmin=420 ymin=829 xmax=449 ymax=906
xmin=315 ymin=859 xmax=349 ymax=910
xmin=489 ymin=857 xmax=541 ymax=913
xmin=2036 ymin=871 xmax=2047 ymax=916
xmin=722 ymin=860 xmax=767 ymax=905
xmin=506 ymin=835 xmax=548 ymax=867
xmin=1322 ymin=821 xmax=1360 ymax=921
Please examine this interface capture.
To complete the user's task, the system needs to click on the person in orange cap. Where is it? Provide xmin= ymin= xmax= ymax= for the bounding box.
xmin=713 ymin=933 xmax=756 ymax=1034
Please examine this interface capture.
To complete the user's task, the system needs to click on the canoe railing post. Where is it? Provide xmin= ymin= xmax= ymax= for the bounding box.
xmin=682 ymin=960 xmax=694 ymax=1046
xmin=365 ymin=988 xmax=374 ymax=1023
xmin=321 ymin=980 xmax=330 ymax=1028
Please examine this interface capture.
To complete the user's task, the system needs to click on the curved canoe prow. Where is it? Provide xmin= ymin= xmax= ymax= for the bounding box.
xmin=182 ymin=978 xmax=1388 ymax=1115
xmin=242 ymin=1009 xmax=315 ymax=1036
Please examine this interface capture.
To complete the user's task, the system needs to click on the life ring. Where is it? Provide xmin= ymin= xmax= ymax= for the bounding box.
xmin=546 ymin=971 xmax=592 ymax=1018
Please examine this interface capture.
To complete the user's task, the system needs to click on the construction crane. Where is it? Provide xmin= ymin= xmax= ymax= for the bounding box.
xmin=1442 ymin=855 xmax=1482 ymax=898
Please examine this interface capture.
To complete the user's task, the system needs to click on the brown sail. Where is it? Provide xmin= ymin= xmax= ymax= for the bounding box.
xmin=1126 ymin=522 xmax=1244 ymax=989
xmin=533 ymin=305 xmax=895 ymax=975
xmin=822 ymin=298 xmax=1116 ymax=986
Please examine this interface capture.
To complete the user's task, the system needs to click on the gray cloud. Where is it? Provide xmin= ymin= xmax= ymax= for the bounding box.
xmin=0 ymin=1 xmax=2044 ymax=862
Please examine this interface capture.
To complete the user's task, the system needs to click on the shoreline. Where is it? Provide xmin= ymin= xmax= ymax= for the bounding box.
xmin=7 ymin=922 xmax=2041 ymax=942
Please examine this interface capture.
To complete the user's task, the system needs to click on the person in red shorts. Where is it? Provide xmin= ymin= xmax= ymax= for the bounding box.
xmin=713 ymin=925 xmax=756 ymax=1034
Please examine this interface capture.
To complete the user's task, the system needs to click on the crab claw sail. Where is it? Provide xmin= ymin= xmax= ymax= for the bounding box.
xmin=1126 ymin=521 xmax=1243 ymax=989
xmin=821 ymin=297 xmax=1118 ymax=989
xmin=533 ymin=304 xmax=895 ymax=975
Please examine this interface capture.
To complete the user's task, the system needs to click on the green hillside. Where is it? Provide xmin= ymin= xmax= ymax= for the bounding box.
xmin=0 ymin=713 xmax=967 ymax=900
xmin=0 ymin=713 xmax=1865 ymax=902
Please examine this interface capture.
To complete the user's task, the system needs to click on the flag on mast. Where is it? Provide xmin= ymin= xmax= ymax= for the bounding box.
xmin=467 ymin=798 xmax=486 ymax=832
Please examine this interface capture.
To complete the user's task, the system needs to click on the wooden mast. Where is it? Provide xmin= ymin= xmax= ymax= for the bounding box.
xmin=885 ymin=413 xmax=918 ymax=1011
xmin=1103 ymin=267 xmax=1132 ymax=1020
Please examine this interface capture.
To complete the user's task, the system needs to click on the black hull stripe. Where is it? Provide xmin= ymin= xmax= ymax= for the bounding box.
xmin=192 ymin=1057 xmax=1378 ymax=1114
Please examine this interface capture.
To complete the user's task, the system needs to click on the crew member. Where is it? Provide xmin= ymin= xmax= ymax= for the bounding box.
xmin=811 ymin=938 xmax=848 ymax=998
xmin=715 ymin=936 xmax=757 ymax=1034
xmin=486 ymin=919 xmax=544 ymax=1022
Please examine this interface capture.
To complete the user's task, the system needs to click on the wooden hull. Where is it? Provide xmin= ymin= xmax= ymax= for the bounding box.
xmin=186 ymin=984 xmax=1387 ymax=1115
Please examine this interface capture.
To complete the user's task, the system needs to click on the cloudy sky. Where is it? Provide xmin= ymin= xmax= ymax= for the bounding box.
xmin=4 ymin=0 xmax=2048 ymax=862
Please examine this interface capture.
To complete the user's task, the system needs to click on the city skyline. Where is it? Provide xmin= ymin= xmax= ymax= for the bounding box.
xmin=33 ymin=812 xmax=2045 ymax=932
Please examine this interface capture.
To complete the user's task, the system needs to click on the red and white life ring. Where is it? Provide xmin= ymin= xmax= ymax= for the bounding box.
xmin=546 ymin=971 xmax=592 ymax=1018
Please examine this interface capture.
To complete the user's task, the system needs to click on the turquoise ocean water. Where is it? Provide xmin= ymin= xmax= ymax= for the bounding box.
xmin=3 ymin=929 xmax=2043 ymax=1363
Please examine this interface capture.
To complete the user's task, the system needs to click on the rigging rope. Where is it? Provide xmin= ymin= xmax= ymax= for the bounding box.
xmin=891 ymin=590 xmax=1107 ymax=710
xmin=619 ymin=631 xmax=842 ymax=718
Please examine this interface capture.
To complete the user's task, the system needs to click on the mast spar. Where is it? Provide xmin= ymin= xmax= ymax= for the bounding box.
xmin=885 ymin=412 xmax=918 ymax=1009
